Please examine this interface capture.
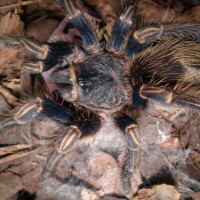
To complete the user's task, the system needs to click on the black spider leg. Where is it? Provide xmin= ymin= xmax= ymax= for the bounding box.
xmin=0 ymin=36 xmax=85 ymax=73
xmin=0 ymin=98 xmax=75 ymax=131
xmin=106 ymin=2 xmax=137 ymax=54
xmin=55 ymin=0 xmax=101 ymax=54
xmin=134 ymin=21 xmax=200 ymax=44
xmin=24 ymin=41 xmax=76 ymax=72
xmin=114 ymin=113 xmax=141 ymax=194
xmin=42 ymin=112 xmax=101 ymax=178
xmin=126 ymin=36 xmax=144 ymax=58
xmin=40 ymin=43 xmax=85 ymax=72
xmin=0 ymin=97 xmax=102 ymax=180
xmin=140 ymin=84 xmax=200 ymax=111
xmin=126 ymin=20 xmax=200 ymax=57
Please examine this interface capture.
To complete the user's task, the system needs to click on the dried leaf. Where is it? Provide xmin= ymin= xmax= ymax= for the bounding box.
xmin=27 ymin=16 xmax=60 ymax=41
xmin=0 ymin=12 xmax=24 ymax=36
xmin=0 ymin=172 xmax=23 ymax=199
xmin=0 ymin=48 xmax=23 ymax=79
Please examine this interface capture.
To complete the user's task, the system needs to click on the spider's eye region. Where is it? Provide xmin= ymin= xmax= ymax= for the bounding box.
xmin=78 ymin=78 xmax=85 ymax=87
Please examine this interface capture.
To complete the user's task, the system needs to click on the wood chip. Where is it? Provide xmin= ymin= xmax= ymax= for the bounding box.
xmin=0 ymin=144 xmax=34 ymax=156
xmin=0 ymin=149 xmax=35 ymax=165
xmin=0 ymin=172 xmax=23 ymax=199
xmin=0 ymin=12 xmax=24 ymax=35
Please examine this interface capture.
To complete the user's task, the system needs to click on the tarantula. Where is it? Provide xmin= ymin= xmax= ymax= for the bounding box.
xmin=0 ymin=0 xmax=200 ymax=196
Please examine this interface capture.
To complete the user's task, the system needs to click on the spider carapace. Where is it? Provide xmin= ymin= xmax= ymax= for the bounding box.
xmin=1 ymin=0 xmax=200 ymax=195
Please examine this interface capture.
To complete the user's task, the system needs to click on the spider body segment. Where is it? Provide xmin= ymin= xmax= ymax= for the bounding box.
xmin=0 ymin=0 xmax=200 ymax=197
xmin=56 ymin=53 xmax=129 ymax=111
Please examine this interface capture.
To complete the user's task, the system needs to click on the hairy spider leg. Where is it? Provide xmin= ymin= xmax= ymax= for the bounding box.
xmin=43 ymin=127 xmax=81 ymax=177
xmin=106 ymin=3 xmax=137 ymax=53
xmin=0 ymin=98 xmax=75 ymax=131
xmin=21 ymin=38 xmax=86 ymax=72
xmin=55 ymin=0 xmax=101 ymax=54
xmin=140 ymin=85 xmax=200 ymax=112
xmin=40 ymin=42 xmax=86 ymax=71
xmin=0 ymin=96 xmax=102 ymax=179
xmin=0 ymin=37 xmax=85 ymax=73
xmin=114 ymin=114 xmax=141 ymax=194
xmin=134 ymin=21 xmax=200 ymax=44
xmin=127 ymin=20 xmax=200 ymax=57
xmin=42 ymin=112 xmax=101 ymax=177
xmin=131 ymin=38 xmax=200 ymax=89
xmin=126 ymin=36 xmax=144 ymax=57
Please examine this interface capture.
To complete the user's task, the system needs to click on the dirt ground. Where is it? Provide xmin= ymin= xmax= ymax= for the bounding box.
xmin=0 ymin=0 xmax=200 ymax=200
